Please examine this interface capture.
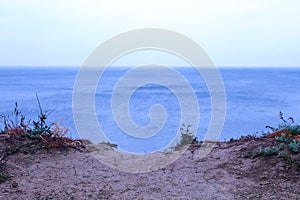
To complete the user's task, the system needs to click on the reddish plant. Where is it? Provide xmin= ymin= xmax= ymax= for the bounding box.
xmin=6 ymin=127 xmax=26 ymax=135
xmin=267 ymin=129 xmax=292 ymax=138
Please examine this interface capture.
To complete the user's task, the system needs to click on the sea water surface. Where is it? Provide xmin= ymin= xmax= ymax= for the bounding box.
xmin=0 ymin=66 xmax=299 ymax=153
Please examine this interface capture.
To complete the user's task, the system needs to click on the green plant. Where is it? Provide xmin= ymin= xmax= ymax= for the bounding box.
xmin=0 ymin=95 xmax=55 ymax=138
xmin=175 ymin=124 xmax=197 ymax=149
xmin=104 ymin=141 xmax=118 ymax=149
xmin=0 ymin=97 xmax=83 ymax=184
xmin=0 ymin=102 xmax=30 ymax=135
xmin=239 ymin=134 xmax=258 ymax=140
xmin=278 ymin=111 xmax=300 ymax=135
xmin=266 ymin=111 xmax=300 ymax=137
xmin=248 ymin=146 xmax=279 ymax=158
xmin=288 ymin=140 xmax=300 ymax=153
xmin=259 ymin=146 xmax=279 ymax=156
xmin=0 ymin=95 xmax=76 ymax=148
xmin=245 ymin=112 xmax=300 ymax=168
xmin=29 ymin=94 xmax=54 ymax=138
xmin=279 ymin=142 xmax=285 ymax=150
xmin=275 ymin=134 xmax=288 ymax=142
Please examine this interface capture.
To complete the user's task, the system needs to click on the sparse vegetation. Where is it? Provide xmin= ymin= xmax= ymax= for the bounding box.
xmin=175 ymin=124 xmax=197 ymax=149
xmin=0 ymin=102 xmax=28 ymax=135
xmin=245 ymin=111 xmax=300 ymax=168
xmin=0 ymin=95 xmax=85 ymax=183
xmin=104 ymin=141 xmax=118 ymax=149
xmin=0 ymin=95 xmax=80 ymax=148
xmin=265 ymin=111 xmax=300 ymax=138
xmin=229 ymin=133 xmax=260 ymax=142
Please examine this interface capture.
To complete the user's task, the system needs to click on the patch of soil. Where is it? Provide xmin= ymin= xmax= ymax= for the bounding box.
xmin=0 ymin=135 xmax=299 ymax=199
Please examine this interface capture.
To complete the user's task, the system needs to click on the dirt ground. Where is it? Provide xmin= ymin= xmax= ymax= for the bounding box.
xmin=0 ymin=135 xmax=299 ymax=200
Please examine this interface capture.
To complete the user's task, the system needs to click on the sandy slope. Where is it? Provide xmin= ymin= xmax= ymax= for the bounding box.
xmin=0 ymin=136 xmax=299 ymax=200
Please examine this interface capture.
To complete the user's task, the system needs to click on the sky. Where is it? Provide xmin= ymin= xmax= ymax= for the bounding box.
xmin=0 ymin=0 xmax=299 ymax=67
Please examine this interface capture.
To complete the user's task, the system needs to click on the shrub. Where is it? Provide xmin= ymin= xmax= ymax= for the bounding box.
xmin=266 ymin=111 xmax=300 ymax=138
xmin=0 ymin=102 xmax=29 ymax=135
xmin=0 ymin=95 xmax=82 ymax=150
xmin=29 ymin=94 xmax=54 ymax=138
xmin=175 ymin=124 xmax=197 ymax=149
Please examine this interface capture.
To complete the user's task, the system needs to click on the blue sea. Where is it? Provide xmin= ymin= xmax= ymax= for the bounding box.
xmin=0 ymin=66 xmax=299 ymax=153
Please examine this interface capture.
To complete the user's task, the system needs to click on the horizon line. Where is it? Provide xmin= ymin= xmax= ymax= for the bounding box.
xmin=0 ymin=65 xmax=300 ymax=68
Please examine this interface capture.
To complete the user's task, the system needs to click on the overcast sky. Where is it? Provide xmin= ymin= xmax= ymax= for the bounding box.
xmin=0 ymin=0 xmax=299 ymax=67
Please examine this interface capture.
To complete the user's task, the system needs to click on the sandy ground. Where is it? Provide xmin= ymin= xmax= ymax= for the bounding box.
xmin=0 ymin=136 xmax=300 ymax=200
